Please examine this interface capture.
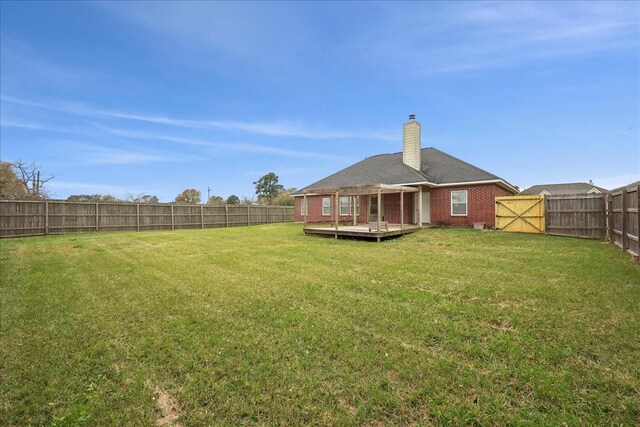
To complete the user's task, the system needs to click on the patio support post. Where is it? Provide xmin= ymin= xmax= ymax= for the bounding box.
xmin=377 ymin=188 xmax=382 ymax=242
xmin=303 ymin=194 xmax=307 ymax=227
xmin=377 ymin=189 xmax=382 ymax=224
xmin=352 ymin=196 xmax=356 ymax=226
xmin=418 ymin=189 xmax=423 ymax=228
xmin=334 ymin=191 xmax=339 ymax=238
xmin=400 ymin=191 xmax=404 ymax=230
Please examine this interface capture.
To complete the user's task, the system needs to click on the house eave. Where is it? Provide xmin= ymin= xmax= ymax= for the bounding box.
xmin=431 ymin=179 xmax=518 ymax=193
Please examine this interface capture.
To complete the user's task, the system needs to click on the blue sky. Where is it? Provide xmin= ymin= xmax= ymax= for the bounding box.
xmin=1 ymin=1 xmax=638 ymax=201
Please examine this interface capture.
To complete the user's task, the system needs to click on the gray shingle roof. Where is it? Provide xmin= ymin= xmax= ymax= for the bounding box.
xmin=294 ymin=147 xmax=513 ymax=195
xmin=520 ymin=183 xmax=609 ymax=195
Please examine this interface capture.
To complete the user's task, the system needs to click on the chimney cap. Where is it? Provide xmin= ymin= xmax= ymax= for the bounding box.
xmin=409 ymin=114 xmax=416 ymax=121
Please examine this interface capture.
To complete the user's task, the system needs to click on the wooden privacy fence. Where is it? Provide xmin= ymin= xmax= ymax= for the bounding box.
xmin=545 ymin=194 xmax=606 ymax=239
xmin=0 ymin=200 xmax=295 ymax=238
xmin=496 ymin=181 xmax=640 ymax=257
xmin=609 ymin=182 xmax=639 ymax=257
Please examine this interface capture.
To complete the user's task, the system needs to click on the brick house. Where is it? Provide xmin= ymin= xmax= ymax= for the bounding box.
xmin=292 ymin=115 xmax=517 ymax=227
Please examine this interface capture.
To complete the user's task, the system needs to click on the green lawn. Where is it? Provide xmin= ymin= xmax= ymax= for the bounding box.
xmin=1 ymin=224 xmax=638 ymax=426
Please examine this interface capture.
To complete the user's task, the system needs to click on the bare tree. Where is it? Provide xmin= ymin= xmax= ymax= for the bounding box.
xmin=12 ymin=159 xmax=54 ymax=199
xmin=125 ymin=192 xmax=160 ymax=204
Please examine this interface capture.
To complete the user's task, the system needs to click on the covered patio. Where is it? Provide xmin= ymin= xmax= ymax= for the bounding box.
xmin=301 ymin=183 xmax=422 ymax=241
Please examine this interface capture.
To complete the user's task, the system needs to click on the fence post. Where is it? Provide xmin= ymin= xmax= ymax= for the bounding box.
xmin=606 ymin=195 xmax=613 ymax=242
xmin=247 ymin=205 xmax=250 ymax=226
xmin=600 ymin=194 xmax=606 ymax=241
xmin=621 ymin=188 xmax=628 ymax=252
xmin=637 ymin=183 xmax=640 ymax=245
xmin=266 ymin=206 xmax=269 ymax=224
xmin=225 ymin=205 xmax=229 ymax=227
xmin=201 ymin=205 xmax=204 ymax=229
xmin=282 ymin=206 xmax=285 ymax=223
xmin=136 ymin=204 xmax=140 ymax=232
xmin=45 ymin=201 xmax=49 ymax=235
xmin=171 ymin=205 xmax=175 ymax=230
xmin=96 ymin=203 xmax=99 ymax=232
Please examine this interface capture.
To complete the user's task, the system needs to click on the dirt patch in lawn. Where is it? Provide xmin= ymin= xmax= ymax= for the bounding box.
xmin=149 ymin=383 xmax=183 ymax=427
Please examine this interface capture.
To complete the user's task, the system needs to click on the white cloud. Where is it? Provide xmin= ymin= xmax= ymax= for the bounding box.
xmin=96 ymin=2 xmax=308 ymax=65
xmin=347 ymin=2 xmax=639 ymax=74
xmin=91 ymin=124 xmax=353 ymax=161
xmin=1 ymin=95 xmax=395 ymax=141
xmin=70 ymin=143 xmax=196 ymax=165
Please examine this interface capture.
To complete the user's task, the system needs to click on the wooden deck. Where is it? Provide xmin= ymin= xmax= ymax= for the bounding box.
xmin=303 ymin=225 xmax=420 ymax=241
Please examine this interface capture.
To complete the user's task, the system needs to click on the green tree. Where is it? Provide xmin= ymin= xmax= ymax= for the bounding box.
xmin=0 ymin=161 xmax=28 ymax=199
xmin=271 ymin=187 xmax=296 ymax=206
xmin=207 ymin=195 xmax=225 ymax=206
xmin=67 ymin=194 xmax=122 ymax=202
xmin=253 ymin=172 xmax=283 ymax=203
xmin=67 ymin=194 xmax=104 ymax=202
xmin=226 ymin=194 xmax=240 ymax=205
xmin=100 ymin=195 xmax=120 ymax=203
xmin=175 ymin=189 xmax=201 ymax=204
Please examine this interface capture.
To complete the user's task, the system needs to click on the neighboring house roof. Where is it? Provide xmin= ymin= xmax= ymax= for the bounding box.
xmin=293 ymin=147 xmax=516 ymax=195
xmin=520 ymin=182 xmax=609 ymax=195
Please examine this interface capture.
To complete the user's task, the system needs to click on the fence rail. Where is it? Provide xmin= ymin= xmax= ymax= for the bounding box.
xmin=0 ymin=200 xmax=295 ymax=238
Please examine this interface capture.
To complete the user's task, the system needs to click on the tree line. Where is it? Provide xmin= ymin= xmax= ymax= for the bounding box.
xmin=0 ymin=160 xmax=295 ymax=206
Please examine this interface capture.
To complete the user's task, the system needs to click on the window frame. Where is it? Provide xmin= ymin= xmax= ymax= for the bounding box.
xmin=300 ymin=198 xmax=308 ymax=216
xmin=451 ymin=190 xmax=468 ymax=217
xmin=339 ymin=196 xmax=350 ymax=216
xmin=338 ymin=196 xmax=361 ymax=216
xmin=369 ymin=195 xmax=378 ymax=216
xmin=322 ymin=197 xmax=331 ymax=216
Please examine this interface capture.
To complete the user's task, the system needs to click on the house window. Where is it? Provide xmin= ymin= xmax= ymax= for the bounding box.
xmin=338 ymin=196 xmax=360 ymax=216
xmin=300 ymin=198 xmax=308 ymax=216
xmin=451 ymin=190 xmax=468 ymax=216
xmin=339 ymin=197 xmax=349 ymax=215
xmin=370 ymin=195 xmax=378 ymax=216
xmin=322 ymin=197 xmax=331 ymax=216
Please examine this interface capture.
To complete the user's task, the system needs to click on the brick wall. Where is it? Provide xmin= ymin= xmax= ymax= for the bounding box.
xmin=295 ymin=183 xmax=514 ymax=227
xmin=294 ymin=193 xmax=415 ymax=224
xmin=294 ymin=195 xmax=367 ymax=224
xmin=381 ymin=192 xmax=415 ymax=224
xmin=430 ymin=184 xmax=513 ymax=226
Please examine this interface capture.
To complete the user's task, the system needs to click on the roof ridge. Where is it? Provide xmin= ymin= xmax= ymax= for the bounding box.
xmin=528 ymin=182 xmax=595 ymax=187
